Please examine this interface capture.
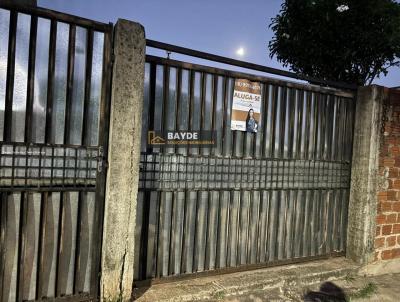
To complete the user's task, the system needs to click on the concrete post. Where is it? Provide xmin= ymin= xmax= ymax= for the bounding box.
xmin=101 ymin=19 xmax=145 ymax=301
xmin=347 ymin=85 xmax=387 ymax=264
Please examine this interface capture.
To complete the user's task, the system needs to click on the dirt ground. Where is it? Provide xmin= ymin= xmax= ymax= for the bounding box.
xmin=216 ymin=273 xmax=400 ymax=302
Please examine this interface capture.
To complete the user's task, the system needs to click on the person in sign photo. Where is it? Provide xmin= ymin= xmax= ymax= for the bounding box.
xmin=246 ymin=108 xmax=258 ymax=133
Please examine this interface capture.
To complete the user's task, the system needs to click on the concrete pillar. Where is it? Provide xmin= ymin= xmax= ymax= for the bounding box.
xmin=347 ymin=85 xmax=388 ymax=264
xmin=101 ymin=19 xmax=145 ymax=301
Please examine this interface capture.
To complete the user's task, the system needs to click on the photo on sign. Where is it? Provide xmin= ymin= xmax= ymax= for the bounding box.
xmin=231 ymin=79 xmax=262 ymax=133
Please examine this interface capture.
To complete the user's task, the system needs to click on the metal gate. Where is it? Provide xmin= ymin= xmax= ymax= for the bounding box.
xmin=0 ymin=4 xmax=112 ymax=301
xmin=135 ymin=42 xmax=356 ymax=282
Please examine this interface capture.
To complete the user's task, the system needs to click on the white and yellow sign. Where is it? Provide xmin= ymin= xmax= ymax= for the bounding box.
xmin=231 ymin=79 xmax=261 ymax=132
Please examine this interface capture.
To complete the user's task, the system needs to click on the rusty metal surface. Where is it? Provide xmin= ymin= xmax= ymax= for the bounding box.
xmin=0 ymin=4 xmax=112 ymax=302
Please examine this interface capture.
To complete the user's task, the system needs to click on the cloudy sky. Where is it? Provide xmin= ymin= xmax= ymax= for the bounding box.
xmin=38 ymin=0 xmax=399 ymax=87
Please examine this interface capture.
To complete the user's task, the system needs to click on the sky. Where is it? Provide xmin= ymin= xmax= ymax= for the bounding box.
xmin=38 ymin=0 xmax=400 ymax=88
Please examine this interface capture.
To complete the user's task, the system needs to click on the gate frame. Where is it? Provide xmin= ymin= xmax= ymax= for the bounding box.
xmin=133 ymin=39 xmax=358 ymax=285
xmin=0 ymin=3 xmax=114 ymax=301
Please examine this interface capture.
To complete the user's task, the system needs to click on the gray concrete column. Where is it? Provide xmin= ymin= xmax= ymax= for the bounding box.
xmin=347 ymin=85 xmax=387 ymax=264
xmin=101 ymin=19 xmax=145 ymax=301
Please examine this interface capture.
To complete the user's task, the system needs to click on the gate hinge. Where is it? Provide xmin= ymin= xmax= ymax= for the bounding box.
xmin=97 ymin=146 xmax=108 ymax=173
xmin=111 ymin=51 xmax=115 ymax=64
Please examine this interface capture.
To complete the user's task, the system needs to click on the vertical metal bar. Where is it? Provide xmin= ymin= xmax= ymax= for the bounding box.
xmin=44 ymin=20 xmax=57 ymax=143
xmin=199 ymin=73 xmax=206 ymax=155
xmin=73 ymin=192 xmax=83 ymax=294
xmin=179 ymin=190 xmax=188 ymax=273
xmin=154 ymin=192 xmax=162 ymax=277
xmin=90 ymin=23 xmax=113 ymax=295
xmin=215 ymin=191 xmax=223 ymax=269
xmin=303 ymin=91 xmax=312 ymax=159
xmin=258 ymin=84 xmax=268 ymax=158
xmin=147 ymin=63 xmax=157 ymax=153
xmin=294 ymin=90 xmax=303 ymax=159
xmin=139 ymin=190 xmax=150 ymax=279
xmin=4 ymin=11 xmax=17 ymax=142
xmin=211 ymin=75 xmax=218 ymax=157
xmin=312 ymin=93 xmax=320 ymax=160
xmin=167 ymin=192 xmax=175 ymax=275
xmin=35 ymin=192 xmax=46 ymax=299
xmin=55 ymin=191 xmax=64 ymax=296
xmin=17 ymin=193 xmax=28 ymax=302
xmin=325 ymin=95 xmax=334 ymax=160
xmin=0 ymin=193 xmax=6 ymax=301
xmin=191 ymin=191 xmax=199 ymax=272
xmin=81 ymin=29 xmax=94 ymax=146
xmin=174 ymin=68 xmax=182 ymax=154
xmin=222 ymin=77 xmax=230 ymax=157
xmin=293 ymin=190 xmax=304 ymax=257
xmin=278 ymin=87 xmax=287 ymax=158
xmin=269 ymin=86 xmax=278 ymax=158
xmin=258 ymin=190 xmax=269 ymax=262
xmin=267 ymin=190 xmax=277 ymax=261
xmin=302 ymin=190 xmax=311 ymax=257
xmin=186 ymin=70 xmax=194 ymax=155
xmin=310 ymin=190 xmax=317 ymax=256
xmin=64 ymin=24 xmax=76 ymax=144
xmin=25 ymin=16 xmax=38 ymax=143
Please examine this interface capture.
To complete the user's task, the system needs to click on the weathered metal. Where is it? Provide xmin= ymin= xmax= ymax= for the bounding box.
xmin=135 ymin=53 xmax=356 ymax=282
xmin=0 ymin=4 xmax=112 ymax=302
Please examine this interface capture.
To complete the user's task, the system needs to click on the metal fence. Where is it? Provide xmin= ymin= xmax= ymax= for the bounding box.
xmin=0 ymin=4 xmax=112 ymax=302
xmin=135 ymin=50 xmax=356 ymax=282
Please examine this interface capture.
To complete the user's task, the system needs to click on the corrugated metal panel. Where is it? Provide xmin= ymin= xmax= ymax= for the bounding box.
xmin=135 ymin=58 xmax=356 ymax=281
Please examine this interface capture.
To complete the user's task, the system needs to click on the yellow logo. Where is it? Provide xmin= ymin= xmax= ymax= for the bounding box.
xmin=148 ymin=131 xmax=166 ymax=145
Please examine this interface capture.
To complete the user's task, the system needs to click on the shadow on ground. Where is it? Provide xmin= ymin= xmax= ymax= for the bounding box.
xmin=303 ymin=282 xmax=347 ymax=302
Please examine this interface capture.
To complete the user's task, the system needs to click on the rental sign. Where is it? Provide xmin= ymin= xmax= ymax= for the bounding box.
xmin=231 ymin=79 xmax=262 ymax=133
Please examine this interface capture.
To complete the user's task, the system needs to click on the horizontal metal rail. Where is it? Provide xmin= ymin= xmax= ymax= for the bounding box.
xmin=134 ymin=251 xmax=345 ymax=287
xmin=0 ymin=3 xmax=111 ymax=32
xmin=146 ymin=39 xmax=358 ymax=91
xmin=146 ymin=55 xmax=355 ymax=98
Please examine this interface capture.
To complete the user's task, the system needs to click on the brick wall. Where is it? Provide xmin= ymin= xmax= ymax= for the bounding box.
xmin=375 ymin=88 xmax=400 ymax=261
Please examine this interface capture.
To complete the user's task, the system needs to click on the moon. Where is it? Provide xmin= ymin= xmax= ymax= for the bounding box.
xmin=236 ymin=47 xmax=245 ymax=57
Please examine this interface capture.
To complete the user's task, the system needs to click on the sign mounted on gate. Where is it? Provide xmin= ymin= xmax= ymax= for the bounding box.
xmin=231 ymin=79 xmax=262 ymax=133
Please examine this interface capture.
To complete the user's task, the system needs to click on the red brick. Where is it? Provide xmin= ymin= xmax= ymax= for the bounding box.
xmin=393 ymin=224 xmax=400 ymax=234
xmin=387 ymin=214 xmax=397 ymax=224
xmin=381 ymin=202 xmax=393 ymax=212
xmin=382 ymin=225 xmax=393 ymax=235
xmin=390 ymin=146 xmax=400 ymax=156
xmin=392 ymin=248 xmax=400 ymax=258
xmin=382 ymin=250 xmax=393 ymax=260
xmin=387 ymin=236 xmax=397 ymax=247
xmin=385 ymin=137 xmax=398 ymax=145
xmin=376 ymin=214 xmax=387 ymax=225
xmin=376 ymin=226 xmax=381 ymax=237
xmin=393 ymin=202 xmax=400 ymax=212
xmin=375 ymin=237 xmax=385 ymax=248
xmin=392 ymin=179 xmax=400 ymax=189
xmin=383 ymin=158 xmax=396 ymax=168
xmin=387 ymin=190 xmax=398 ymax=201
xmin=378 ymin=191 xmax=388 ymax=202
xmin=389 ymin=168 xmax=400 ymax=178
xmin=397 ymin=235 xmax=400 ymax=245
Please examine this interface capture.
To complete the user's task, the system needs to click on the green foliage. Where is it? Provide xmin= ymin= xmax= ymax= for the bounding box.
xmin=348 ymin=282 xmax=378 ymax=300
xmin=212 ymin=290 xmax=226 ymax=300
xmin=269 ymin=0 xmax=400 ymax=85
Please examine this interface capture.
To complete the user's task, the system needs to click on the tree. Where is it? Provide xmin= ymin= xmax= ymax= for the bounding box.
xmin=269 ymin=0 xmax=400 ymax=86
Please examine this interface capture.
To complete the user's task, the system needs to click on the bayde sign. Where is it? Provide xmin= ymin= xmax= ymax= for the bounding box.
xmin=231 ymin=79 xmax=261 ymax=133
